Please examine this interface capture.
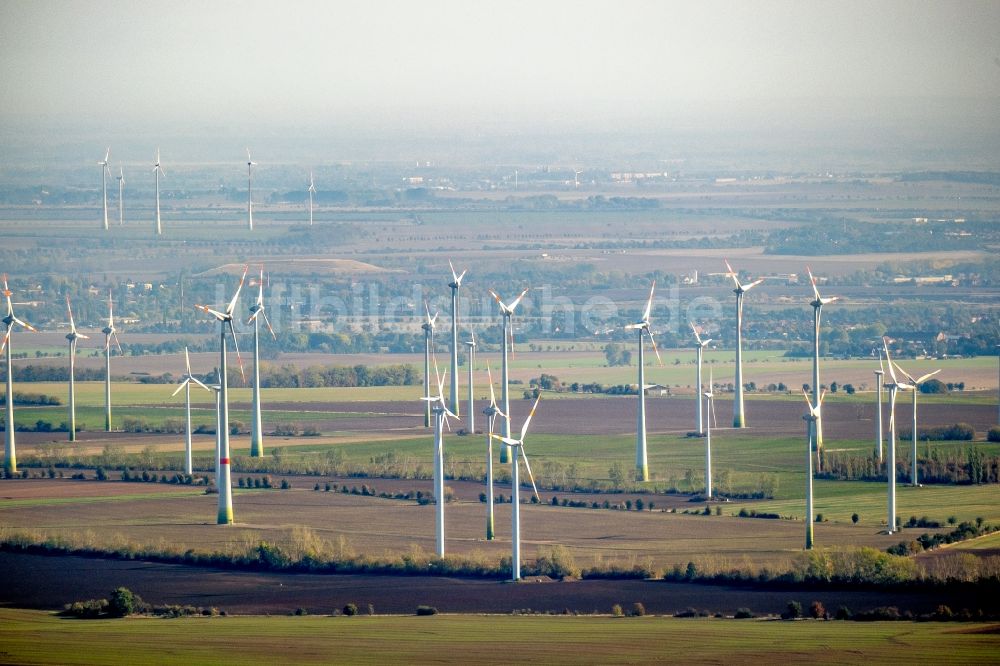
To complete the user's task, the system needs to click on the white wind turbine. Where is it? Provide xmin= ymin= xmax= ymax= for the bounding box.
xmin=246 ymin=149 xmax=256 ymax=231
xmin=882 ymin=337 xmax=912 ymax=534
xmin=801 ymin=388 xmax=826 ymax=550
xmin=890 ymin=358 xmax=940 ymax=487
xmin=463 ymin=329 xmax=477 ymax=434
xmin=573 ymin=169 xmax=582 ymax=188
xmin=447 ymin=260 xmax=467 ymax=416
xmin=194 ymin=266 xmax=248 ymax=524
xmin=806 ymin=266 xmax=838 ymax=471
xmin=624 ymin=281 xmax=662 ymax=482
xmin=491 ymin=392 xmax=542 ymax=581
xmin=488 ymin=287 xmax=530 ymax=465
xmin=307 ymin=172 xmax=316 ymax=226
xmin=116 ymin=167 xmax=125 ymax=226
xmin=874 ymin=349 xmax=885 ymax=462
xmin=482 ymin=362 xmax=506 ymax=540
xmin=703 ymin=370 xmax=716 ymax=499
xmin=2 ymin=274 xmax=36 ymax=473
xmin=421 ymin=355 xmax=457 ymax=557
xmin=101 ymin=290 xmax=123 ymax=431
xmin=690 ymin=322 xmax=712 ymax=435
xmin=247 ymin=267 xmax=276 ymax=458
xmin=171 ymin=348 xmax=211 ymax=475
xmin=153 ymin=149 xmax=164 ymax=236
xmin=99 ymin=148 xmax=111 ymax=230
xmin=421 ymin=301 xmax=438 ymax=428
xmin=64 ymin=296 xmax=90 ymax=442
xmin=712 ymin=260 xmax=764 ymax=428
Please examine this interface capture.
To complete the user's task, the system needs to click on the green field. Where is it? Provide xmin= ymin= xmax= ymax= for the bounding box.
xmin=0 ymin=609 xmax=996 ymax=665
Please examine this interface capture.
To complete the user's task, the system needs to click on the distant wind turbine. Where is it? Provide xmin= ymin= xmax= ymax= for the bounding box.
xmin=421 ymin=301 xmax=438 ymax=428
xmin=711 ymin=260 xmax=764 ymax=428
xmin=101 ymin=290 xmax=123 ymax=432
xmin=153 ymin=149 xmax=164 ymax=236
xmin=64 ymin=296 xmax=89 ymax=442
xmin=489 ymin=287 xmax=530 ymax=465
xmin=2 ymin=274 xmax=37 ymax=473
xmin=247 ymin=266 xmax=276 ymax=457
xmin=482 ymin=362 xmax=505 ymax=540
xmin=246 ymin=149 xmax=256 ymax=231
xmin=807 ymin=266 xmax=838 ymax=471
xmin=447 ymin=260 xmax=467 ymax=416
xmin=801 ymin=388 xmax=826 ymax=549
xmin=874 ymin=349 xmax=885 ymax=462
xmin=308 ymin=172 xmax=316 ymax=226
xmin=463 ymin=329 xmax=477 ymax=434
xmin=171 ymin=348 xmax=211 ymax=475
xmin=890 ymin=358 xmax=940 ymax=487
xmin=194 ymin=266 xmax=248 ymax=524
xmin=882 ymin=337 xmax=911 ymax=534
xmin=421 ymin=354 xmax=457 ymax=557
xmin=690 ymin=322 xmax=712 ymax=435
xmin=492 ymin=392 xmax=542 ymax=581
xmin=624 ymin=281 xmax=661 ymax=482
xmin=99 ymin=148 xmax=111 ymax=230
xmin=703 ymin=370 xmax=716 ymax=499
xmin=116 ymin=167 xmax=125 ymax=226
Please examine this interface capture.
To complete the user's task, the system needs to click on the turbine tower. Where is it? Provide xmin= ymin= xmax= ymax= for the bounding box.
xmin=713 ymin=260 xmax=763 ymax=428
xmin=482 ymin=362 xmax=505 ymax=540
xmin=801 ymin=388 xmax=826 ymax=549
xmin=247 ymin=267 xmax=276 ymax=458
xmin=99 ymin=148 xmax=111 ymax=230
xmin=463 ymin=329 xmax=476 ymax=434
xmin=116 ymin=167 xmax=125 ymax=226
xmin=421 ymin=355 xmax=456 ymax=557
xmin=194 ymin=266 xmax=248 ymax=524
xmin=491 ymin=393 xmax=542 ymax=581
xmin=703 ymin=370 xmax=715 ymax=499
xmin=807 ymin=267 xmax=838 ymax=471
xmin=153 ymin=149 xmax=164 ymax=235
xmin=421 ymin=301 xmax=438 ymax=428
xmin=307 ymin=172 xmax=316 ymax=226
xmin=891 ymin=358 xmax=940 ymax=487
xmin=874 ymin=349 xmax=885 ymax=461
xmin=690 ymin=322 xmax=712 ymax=435
xmin=171 ymin=348 xmax=211 ymax=475
xmin=447 ymin=260 xmax=467 ymax=416
xmin=101 ymin=290 xmax=123 ymax=431
xmin=882 ymin=338 xmax=912 ymax=534
xmin=489 ymin=287 xmax=530 ymax=465
xmin=246 ymin=149 xmax=256 ymax=230
xmin=2 ymin=275 xmax=36 ymax=472
xmin=64 ymin=297 xmax=89 ymax=442
xmin=624 ymin=281 xmax=661 ymax=482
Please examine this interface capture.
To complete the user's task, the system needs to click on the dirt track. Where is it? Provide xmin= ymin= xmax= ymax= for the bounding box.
xmin=2 ymin=552 xmax=995 ymax=617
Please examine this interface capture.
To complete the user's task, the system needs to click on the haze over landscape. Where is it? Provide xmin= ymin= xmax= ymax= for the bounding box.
xmin=1 ymin=2 xmax=999 ymax=663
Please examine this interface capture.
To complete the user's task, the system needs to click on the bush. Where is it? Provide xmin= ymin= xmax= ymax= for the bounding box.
xmin=415 ymin=605 xmax=438 ymax=616
xmin=835 ymin=606 xmax=852 ymax=621
xmin=280 ymin=479 xmax=291 ymax=490
xmin=851 ymin=513 xmax=859 ymax=525
xmin=809 ymin=601 xmax=826 ymax=619
xmin=294 ymin=607 xmax=308 ymax=616
xmin=734 ymin=608 xmax=754 ymax=619
xmin=611 ymin=604 xmax=624 ymax=617
xmin=988 ymin=426 xmax=1000 ymax=443
xmin=630 ymin=602 xmax=646 ymax=617
xmin=782 ymin=601 xmax=802 ymax=620
xmin=343 ymin=603 xmax=358 ymax=616
xmin=108 ymin=587 xmax=144 ymax=617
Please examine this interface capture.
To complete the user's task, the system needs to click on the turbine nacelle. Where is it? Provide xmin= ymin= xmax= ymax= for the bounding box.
xmin=489 ymin=392 xmax=542 ymax=500
xmin=447 ymin=260 xmax=467 ymax=290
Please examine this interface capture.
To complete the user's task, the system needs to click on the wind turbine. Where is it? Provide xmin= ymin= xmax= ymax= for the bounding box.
xmin=703 ymin=370 xmax=715 ymax=499
xmin=64 ymin=296 xmax=90 ymax=442
xmin=307 ymin=172 xmax=316 ymax=226
xmin=882 ymin=338 xmax=912 ymax=534
xmin=624 ymin=281 xmax=661 ymax=482
xmin=171 ymin=348 xmax=211 ymax=475
xmin=247 ymin=267 xmax=276 ymax=458
xmin=801 ymin=388 xmax=826 ymax=550
xmin=447 ymin=260 xmax=467 ymax=416
xmin=891 ymin=358 xmax=940 ymax=487
xmin=463 ymin=329 xmax=477 ymax=434
xmin=153 ymin=149 xmax=164 ymax=236
xmin=421 ymin=355 xmax=456 ymax=557
xmin=100 ymin=291 xmax=123 ymax=432
xmin=573 ymin=169 xmax=582 ymax=188
xmin=482 ymin=362 xmax=505 ymax=540
xmin=488 ymin=287 xmax=530 ymax=465
xmin=690 ymin=322 xmax=712 ymax=435
xmin=116 ymin=167 xmax=125 ymax=226
xmin=806 ymin=267 xmax=838 ymax=471
xmin=99 ymin=148 xmax=111 ymax=230
xmin=194 ymin=266 xmax=248 ymax=524
xmin=712 ymin=260 xmax=764 ymax=428
xmin=246 ymin=149 xmax=256 ymax=231
xmin=421 ymin=301 xmax=438 ymax=428
xmin=2 ymin=274 xmax=36 ymax=473
xmin=491 ymin=392 xmax=542 ymax=581
xmin=874 ymin=349 xmax=885 ymax=462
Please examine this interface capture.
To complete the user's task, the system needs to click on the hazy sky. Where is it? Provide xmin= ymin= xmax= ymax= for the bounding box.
xmin=1 ymin=0 xmax=998 ymax=148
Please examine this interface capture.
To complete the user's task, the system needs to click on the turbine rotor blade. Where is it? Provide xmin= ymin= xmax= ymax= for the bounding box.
xmin=916 ymin=370 xmax=941 ymax=384
xmin=228 ymin=320 xmax=246 ymax=385
xmin=171 ymin=378 xmax=191 ymax=397
xmin=195 ymin=304 xmax=227 ymax=321
xmin=508 ymin=287 xmax=530 ymax=312
xmin=806 ymin=265 xmax=821 ymax=301
xmin=518 ymin=393 xmax=542 ymax=442
xmin=642 ymin=281 xmax=655 ymax=322
xmin=226 ymin=265 xmax=249 ymax=316
xmin=260 ymin=309 xmax=277 ymax=340
xmin=0 ymin=329 xmax=9 ymax=354
xmin=645 ymin=328 xmax=662 ymax=365
xmin=519 ymin=448 xmax=540 ymax=501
